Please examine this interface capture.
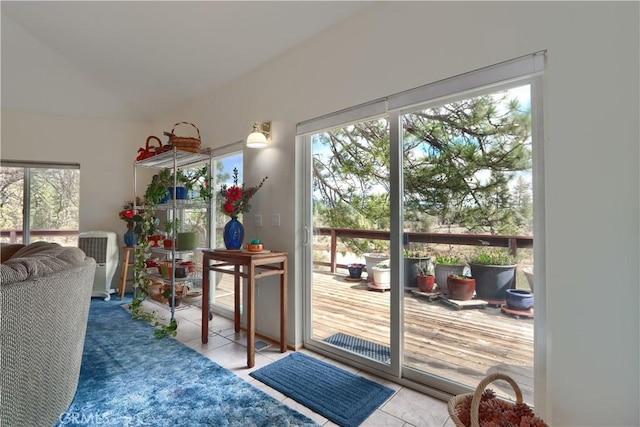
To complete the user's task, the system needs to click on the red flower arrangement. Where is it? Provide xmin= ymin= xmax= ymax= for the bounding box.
xmin=119 ymin=200 xmax=143 ymax=232
xmin=219 ymin=168 xmax=267 ymax=218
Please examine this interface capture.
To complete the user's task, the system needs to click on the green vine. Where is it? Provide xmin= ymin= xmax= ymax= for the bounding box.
xmin=129 ymin=201 xmax=178 ymax=338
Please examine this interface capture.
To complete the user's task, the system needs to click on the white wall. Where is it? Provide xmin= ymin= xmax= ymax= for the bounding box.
xmin=157 ymin=2 xmax=639 ymax=425
xmin=1 ymin=110 xmax=151 ymax=288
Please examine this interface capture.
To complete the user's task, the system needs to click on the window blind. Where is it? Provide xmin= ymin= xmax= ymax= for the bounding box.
xmin=296 ymin=51 xmax=545 ymax=135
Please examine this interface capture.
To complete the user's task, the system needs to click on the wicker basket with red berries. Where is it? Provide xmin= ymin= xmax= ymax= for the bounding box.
xmin=448 ymin=373 xmax=548 ymax=427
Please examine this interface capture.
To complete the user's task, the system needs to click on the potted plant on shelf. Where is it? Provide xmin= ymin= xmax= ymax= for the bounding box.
xmin=145 ymin=168 xmax=173 ymax=204
xmin=468 ymin=247 xmax=518 ymax=301
xmin=416 ymin=259 xmax=435 ymax=292
xmin=177 ymin=165 xmax=212 ymax=201
xmin=434 ymin=253 xmax=466 ymax=293
xmin=176 ymin=222 xmax=200 ymax=251
xmin=163 ymin=218 xmax=181 ymax=249
xmin=446 ymin=274 xmax=476 ymax=301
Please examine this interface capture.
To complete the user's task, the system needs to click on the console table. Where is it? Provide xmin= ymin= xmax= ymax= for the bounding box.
xmin=201 ymin=249 xmax=288 ymax=368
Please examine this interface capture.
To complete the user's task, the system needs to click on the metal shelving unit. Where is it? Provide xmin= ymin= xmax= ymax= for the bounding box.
xmin=134 ymin=147 xmax=213 ymax=322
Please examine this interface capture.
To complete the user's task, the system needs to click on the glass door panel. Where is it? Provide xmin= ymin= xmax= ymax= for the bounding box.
xmin=209 ymin=152 xmax=242 ymax=313
xmin=0 ymin=166 xmax=25 ymax=244
xmin=30 ymin=168 xmax=80 ymax=246
xmin=309 ymin=118 xmax=392 ymax=366
xmin=400 ymin=84 xmax=535 ymax=404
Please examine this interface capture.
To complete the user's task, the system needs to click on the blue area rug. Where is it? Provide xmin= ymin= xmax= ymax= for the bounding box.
xmin=57 ymin=298 xmax=317 ymax=427
xmin=250 ymin=352 xmax=394 ymax=427
xmin=324 ymin=333 xmax=391 ymax=364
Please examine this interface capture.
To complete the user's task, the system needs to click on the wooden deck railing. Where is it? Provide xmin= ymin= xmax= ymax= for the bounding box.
xmin=313 ymin=227 xmax=533 ymax=273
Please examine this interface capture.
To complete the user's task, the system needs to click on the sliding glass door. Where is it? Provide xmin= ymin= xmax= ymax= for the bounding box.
xmin=305 ymin=118 xmax=393 ymax=370
xmin=400 ymin=83 xmax=535 ymax=403
xmin=300 ymin=53 xmax=543 ymax=402
xmin=207 ymin=150 xmax=242 ymax=315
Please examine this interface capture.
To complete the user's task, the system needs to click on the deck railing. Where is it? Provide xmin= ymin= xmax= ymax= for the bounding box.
xmin=313 ymin=227 xmax=533 ymax=273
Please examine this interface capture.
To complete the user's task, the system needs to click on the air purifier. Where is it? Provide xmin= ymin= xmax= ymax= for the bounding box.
xmin=78 ymin=231 xmax=118 ymax=300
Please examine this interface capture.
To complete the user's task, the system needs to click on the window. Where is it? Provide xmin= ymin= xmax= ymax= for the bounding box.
xmin=0 ymin=160 xmax=80 ymax=246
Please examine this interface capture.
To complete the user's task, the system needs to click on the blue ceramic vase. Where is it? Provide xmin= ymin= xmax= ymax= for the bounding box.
xmin=124 ymin=229 xmax=139 ymax=247
xmin=223 ymin=217 xmax=244 ymax=250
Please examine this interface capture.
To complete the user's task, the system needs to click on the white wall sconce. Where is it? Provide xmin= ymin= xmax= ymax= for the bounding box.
xmin=246 ymin=121 xmax=271 ymax=148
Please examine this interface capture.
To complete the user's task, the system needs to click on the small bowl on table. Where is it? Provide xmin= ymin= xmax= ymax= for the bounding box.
xmin=247 ymin=239 xmax=264 ymax=252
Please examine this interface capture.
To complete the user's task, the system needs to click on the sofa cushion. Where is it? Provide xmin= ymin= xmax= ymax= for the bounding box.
xmin=0 ymin=242 xmax=88 ymax=285
xmin=0 ymin=244 xmax=26 ymax=263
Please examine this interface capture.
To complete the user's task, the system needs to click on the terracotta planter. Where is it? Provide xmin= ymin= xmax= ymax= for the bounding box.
xmin=417 ymin=274 xmax=435 ymax=292
xmin=434 ymin=263 xmax=466 ymax=292
xmin=446 ymin=275 xmax=475 ymax=301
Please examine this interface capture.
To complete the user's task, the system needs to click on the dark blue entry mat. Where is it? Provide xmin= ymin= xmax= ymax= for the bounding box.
xmin=324 ymin=332 xmax=391 ymax=364
xmin=250 ymin=352 xmax=394 ymax=427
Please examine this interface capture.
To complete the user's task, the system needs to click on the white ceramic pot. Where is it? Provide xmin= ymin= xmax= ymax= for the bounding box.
xmin=372 ymin=266 xmax=391 ymax=287
xmin=363 ymin=253 xmax=389 ymax=281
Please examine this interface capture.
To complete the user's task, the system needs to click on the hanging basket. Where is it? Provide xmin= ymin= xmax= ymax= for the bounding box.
xmin=447 ymin=373 xmax=547 ymax=427
xmin=168 ymin=121 xmax=201 ymax=153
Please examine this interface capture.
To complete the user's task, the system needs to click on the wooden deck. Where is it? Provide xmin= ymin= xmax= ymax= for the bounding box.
xmin=212 ymin=269 xmax=534 ymax=403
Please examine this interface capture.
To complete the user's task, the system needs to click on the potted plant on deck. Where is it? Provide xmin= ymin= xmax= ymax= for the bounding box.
xmin=403 ymin=248 xmax=430 ymax=290
xmin=347 ymin=263 xmax=365 ymax=279
xmin=434 ymin=253 xmax=466 ymax=293
xmin=371 ymin=261 xmax=391 ymax=290
xmin=446 ymin=274 xmax=476 ymax=301
xmin=468 ymin=247 xmax=518 ymax=301
xmin=363 ymin=252 xmax=389 ymax=283
xmin=416 ymin=259 xmax=435 ymax=292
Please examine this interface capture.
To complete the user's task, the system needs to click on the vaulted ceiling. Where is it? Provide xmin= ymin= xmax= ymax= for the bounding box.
xmin=1 ymin=1 xmax=372 ymax=121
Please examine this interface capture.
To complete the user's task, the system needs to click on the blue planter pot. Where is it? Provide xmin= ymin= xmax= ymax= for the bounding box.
xmin=168 ymin=186 xmax=188 ymax=200
xmin=223 ymin=217 xmax=244 ymax=250
xmin=505 ymin=289 xmax=534 ymax=311
xmin=347 ymin=263 xmax=365 ymax=279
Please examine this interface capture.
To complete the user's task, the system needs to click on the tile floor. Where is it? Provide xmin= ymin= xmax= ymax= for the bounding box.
xmin=147 ymin=300 xmax=456 ymax=427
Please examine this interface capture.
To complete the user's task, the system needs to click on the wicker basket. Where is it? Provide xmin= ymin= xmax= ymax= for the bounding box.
xmin=448 ymin=373 xmax=525 ymax=427
xmin=168 ymin=121 xmax=201 ymax=153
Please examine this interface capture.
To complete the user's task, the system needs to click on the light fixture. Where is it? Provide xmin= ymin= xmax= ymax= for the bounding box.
xmin=246 ymin=121 xmax=271 ymax=148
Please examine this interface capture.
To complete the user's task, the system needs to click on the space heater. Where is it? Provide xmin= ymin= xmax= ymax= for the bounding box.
xmin=78 ymin=231 xmax=118 ymax=300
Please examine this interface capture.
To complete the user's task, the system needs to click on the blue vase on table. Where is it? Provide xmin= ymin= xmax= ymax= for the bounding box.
xmin=223 ymin=217 xmax=244 ymax=250
xmin=124 ymin=228 xmax=139 ymax=247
